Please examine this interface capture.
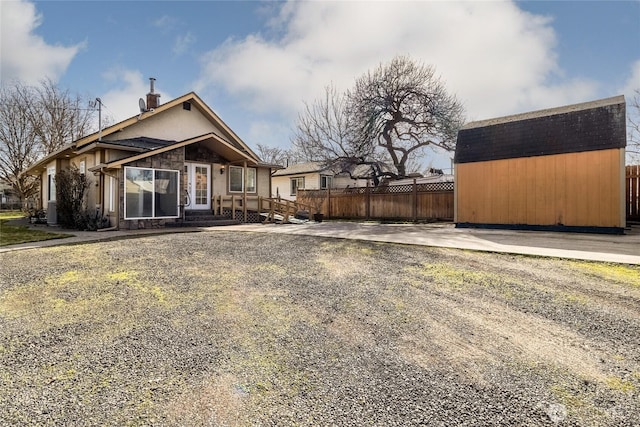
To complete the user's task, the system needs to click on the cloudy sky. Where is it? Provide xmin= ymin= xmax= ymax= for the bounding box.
xmin=1 ymin=0 xmax=639 ymax=170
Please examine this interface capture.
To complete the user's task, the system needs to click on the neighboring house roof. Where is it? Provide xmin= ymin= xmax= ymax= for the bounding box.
xmin=272 ymin=161 xmax=378 ymax=178
xmin=454 ymin=95 xmax=626 ymax=164
xmin=272 ymin=162 xmax=327 ymax=176
xmin=388 ymin=174 xmax=454 ymax=185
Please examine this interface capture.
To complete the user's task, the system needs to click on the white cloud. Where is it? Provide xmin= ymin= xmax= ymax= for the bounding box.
xmin=173 ymin=32 xmax=196 ymax=56
xmin=247 ymin=119 xmax=292 ymax=149
xmin=620 ymin=59 xmax=640 ymax=100
xmin=0 ymin=0 xmax=84 ymax=85
xmin=152 ymin=15 xmax=178 ymax=33
xmin=99 ymin=69 xmax=173 ymax=124
xmin=194 ymin=1 xmax=599 ymax=126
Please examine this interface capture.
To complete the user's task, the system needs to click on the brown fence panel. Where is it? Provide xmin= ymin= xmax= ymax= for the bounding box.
xmin=417 ymin=191 xmax=455 ymax=219
xmin=298 ymin=182 xmax=454 ymax=221
xmin=627 ymin=165 xmax=640 ymax=221
xmin=330 ymin=191 xmax=367 ymax=218
xmin=370 ymin=192 xmax=413 ymax=219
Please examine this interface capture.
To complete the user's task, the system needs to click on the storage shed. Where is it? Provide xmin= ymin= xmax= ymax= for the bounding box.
xmin=454 ymin=96 xmax=626 ymax=234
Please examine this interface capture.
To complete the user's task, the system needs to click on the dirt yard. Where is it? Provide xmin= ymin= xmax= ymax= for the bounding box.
xmin=0 ymin=231 xmax=638 ymax=426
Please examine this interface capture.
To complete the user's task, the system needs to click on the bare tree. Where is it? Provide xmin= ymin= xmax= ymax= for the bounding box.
xmin=0 ymin=84 xmax=41 ymax=205
xmin=292 ymin=57 xmax=465 ymax=184
xmin=628 ymin=89 xmax=640 ymax=164
xmin=255 ymin=144 xmax=289 ymax=167
xmin=292 ymin=84 xmax=390 ymax=184
xmin=30 ymin=78 xmax=96 ymax=155
xmin=349 ymin=56 xmax=465 ymax=178
xmin=0 ymin=79 xmax=97 ymax=207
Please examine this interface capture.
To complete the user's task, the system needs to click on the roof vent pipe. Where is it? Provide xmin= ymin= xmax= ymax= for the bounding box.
xmin=149 ymin=77 xmax=156 ymax=94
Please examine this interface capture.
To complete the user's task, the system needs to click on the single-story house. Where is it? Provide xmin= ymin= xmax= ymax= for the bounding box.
xmin=271 ymin=161 xmax=371 ymax=200
xmin=27 ymin=80 xmax=279 ymax=229
xmin=454 ymin=95 xmax=626 ymax=234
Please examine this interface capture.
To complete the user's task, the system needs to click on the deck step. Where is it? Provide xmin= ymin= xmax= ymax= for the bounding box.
xmin=168 ymin=210 xmax=238 ymax=227
xmin=183 ymin=215 xmax=231 ymax=222
xmin=184 ymin=210 xmax=215 ymax=216
xmin=166 ymin=219 xmax=240 ymax=228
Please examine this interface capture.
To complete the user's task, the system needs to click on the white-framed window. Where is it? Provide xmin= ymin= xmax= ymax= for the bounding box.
xmin=124 ymin=166 xmax=180 ymax=219
xmin=320 ymin=175 xmax=333 ymax=189
xmin=47 ymin=166 xmax=56 ymax=201
xmin=290 ymin=177 xmax=305 ymax=195
xmin=79 ymin=160 xmax=86 ymax=175
xmin=229 ymin=166 xmax=256 ymax=193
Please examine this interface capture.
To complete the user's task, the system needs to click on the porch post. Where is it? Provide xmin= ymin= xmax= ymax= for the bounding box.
xmin=365 ymin=180 xmax=370 ymax=220
xmin=412 ymin=178 xmax=418 ymax=222
xmin=243 ymin=160 xmax=248 ymax=223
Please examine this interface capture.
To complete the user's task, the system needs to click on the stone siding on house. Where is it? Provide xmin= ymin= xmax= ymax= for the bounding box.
xmin=118 ymin=147 xmax=185 ymax=230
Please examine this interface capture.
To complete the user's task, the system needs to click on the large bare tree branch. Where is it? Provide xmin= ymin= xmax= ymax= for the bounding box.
xmin=0 ymin=79 xmax=98 ymax=208
xmin=292 ymin=56 xmax=465 ymax=183
xmin=0 ymin=83 xmax=41 ymax=206
xmin=628 ymin=89 xmax=640 ymax=163
xmin=292 ymin=84 xmax=390 ymax=182
xmin=350 ymin=56 xmax=465 ymax=178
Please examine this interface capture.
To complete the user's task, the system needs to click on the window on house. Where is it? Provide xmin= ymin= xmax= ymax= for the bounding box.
xmin=79 ymin=160 xmax=86 ymax=175
xmin=124 ymin=167 xmax=179 ymax=219
xmin=320 ymin=175 xmax=333 ymax=189
xmin=229 ymin=166 xmax=256 ymax=193
xmin=108 ymin=176 xmax=115 ymax=212
xmin=290 ymin=177 xmax=305 ymax=195
xmin=47 ymin=167 xmax=56 ymax=201
xmin=247 ymin=168 xmax=256 ymax=193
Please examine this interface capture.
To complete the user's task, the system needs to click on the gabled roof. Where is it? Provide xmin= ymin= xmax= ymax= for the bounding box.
xmin=26 ymin=143 xmax=77 ymax=174
xmin=454 ymin=95 xmax=626 ymax=164
xmin=26 ymin=91 xmax=263 ymax=175
xmin=272 ymin=162 xmax=381 ymax=178
xmin=272 ymin=162 xmax=327 ymax=176
xmin=104 ymin=132 xmax=259 ymax=168
xmin=74 ymin=92 xmax=260 ymax=163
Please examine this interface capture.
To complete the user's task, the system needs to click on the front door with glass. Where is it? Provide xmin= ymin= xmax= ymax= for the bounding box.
xmin=185 ymin=163 xmax=211 ymax=210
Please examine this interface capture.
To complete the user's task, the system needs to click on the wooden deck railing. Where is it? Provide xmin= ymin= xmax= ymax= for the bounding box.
xmin=211 ymin=195 xmax=313 ymax=223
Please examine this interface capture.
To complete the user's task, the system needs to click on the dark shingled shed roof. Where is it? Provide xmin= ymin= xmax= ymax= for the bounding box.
xmin=454 ymin=96 xmax=626 ymax=164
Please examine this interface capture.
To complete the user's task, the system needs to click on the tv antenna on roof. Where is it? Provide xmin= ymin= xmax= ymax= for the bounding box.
xmin=139 ymin=98 xmax=147 ymax=113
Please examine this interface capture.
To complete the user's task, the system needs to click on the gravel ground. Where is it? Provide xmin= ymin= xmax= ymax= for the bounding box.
xmin=0 ymin=231 xmax=639 ymax=426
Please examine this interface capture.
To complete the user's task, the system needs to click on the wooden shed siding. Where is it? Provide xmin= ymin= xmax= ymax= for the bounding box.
xmin=455 ymin=148 xmax=624 ymax=228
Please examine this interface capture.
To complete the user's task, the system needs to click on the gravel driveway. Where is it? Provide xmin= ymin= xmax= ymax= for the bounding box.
xmin=1 ymin=231 xmax=638 ymax=426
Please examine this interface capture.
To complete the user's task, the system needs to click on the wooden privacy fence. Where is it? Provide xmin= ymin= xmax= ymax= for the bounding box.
xmin=298 ymin=181 xmax=454 ymax=221
xmin=627 ymin=165 xmax=640 ymax=221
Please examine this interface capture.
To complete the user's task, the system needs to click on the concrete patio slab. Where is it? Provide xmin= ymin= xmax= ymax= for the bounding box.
xmin=2 ymin=219 xmax=639 ymax=265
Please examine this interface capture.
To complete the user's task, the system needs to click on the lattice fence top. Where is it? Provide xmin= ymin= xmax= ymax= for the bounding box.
xmin=298 ymin=181 xmax=454 ymax=196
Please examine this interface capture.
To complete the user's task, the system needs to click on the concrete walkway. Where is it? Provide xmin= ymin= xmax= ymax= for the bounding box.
xmin=2 ymin=219 xmax=639 ymax=265
xmin=216 ymin=222 xmax=640 ymax=265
